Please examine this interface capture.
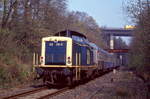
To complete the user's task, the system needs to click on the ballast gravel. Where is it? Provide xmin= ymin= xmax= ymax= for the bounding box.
xmin=50 ymin=68 xmax=148 ymax=99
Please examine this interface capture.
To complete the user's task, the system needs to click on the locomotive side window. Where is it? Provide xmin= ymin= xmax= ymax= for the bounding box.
xmin=87 ymin=48 xmax=91 ymax=65
xmin=72 ymin=35 xmax=84 ymax=42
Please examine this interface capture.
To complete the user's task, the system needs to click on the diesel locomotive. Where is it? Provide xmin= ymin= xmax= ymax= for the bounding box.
xmin=34 ymin=30 xmax=119 ymax=85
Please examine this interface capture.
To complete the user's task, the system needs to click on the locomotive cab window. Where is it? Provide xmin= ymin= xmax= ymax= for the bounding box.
xmin=45 ymin=41 xmax=67 ymax=65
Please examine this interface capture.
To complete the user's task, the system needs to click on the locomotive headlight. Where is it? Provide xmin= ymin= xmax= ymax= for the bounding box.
xmin=40 ymin=56 xmax=44 ymax=63
xmin=67 ymin=57 xmax=71 ymax=64
xmin=68 ymin=57 xmax=70 ymax=60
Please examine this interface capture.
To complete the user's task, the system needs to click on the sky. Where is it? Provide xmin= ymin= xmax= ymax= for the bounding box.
xmin=68 ymin=0 xmax=132 ymax=45
xmin=68 ymin=0 xmax=127 ymax=28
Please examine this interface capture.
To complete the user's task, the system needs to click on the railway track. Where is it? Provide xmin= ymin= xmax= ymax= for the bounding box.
xmin=2 ymin=86 xmax=48 ymax=99
xmin=2 ymin=68 xmax=118 ymax=99
xmin=2 ymin=86 xmax=69 ymax=99
xmin=38 ymin=87 xmax=69 ymax=99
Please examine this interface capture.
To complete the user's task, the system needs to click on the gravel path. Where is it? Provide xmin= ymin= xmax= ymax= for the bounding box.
xmin=50 ymin=68 xmax=148 ymax=99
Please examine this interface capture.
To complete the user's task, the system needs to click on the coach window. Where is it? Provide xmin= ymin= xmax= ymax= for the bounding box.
xmin=87 ymin=49 xmax=90 ymax=65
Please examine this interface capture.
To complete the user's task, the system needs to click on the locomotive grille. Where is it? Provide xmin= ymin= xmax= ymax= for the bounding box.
xmin=45 ymin=41 xmax=67 ymax=65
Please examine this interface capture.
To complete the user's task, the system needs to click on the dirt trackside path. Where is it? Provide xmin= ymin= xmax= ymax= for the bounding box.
xmin=51 ymin=67 xmax=148 ymax=99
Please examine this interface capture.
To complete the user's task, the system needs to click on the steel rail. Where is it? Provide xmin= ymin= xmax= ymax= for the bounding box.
xmin=2 ymin=86 xmax=48 ymax=99
xmin=38 ymin=87 xmax=69 ymax=99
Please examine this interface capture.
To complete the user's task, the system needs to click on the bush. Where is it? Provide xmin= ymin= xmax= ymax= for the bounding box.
xmin=0 ymin=57 xmax=33 ymax=87
xmin=0 ymin=29 xmax=34 ymax=87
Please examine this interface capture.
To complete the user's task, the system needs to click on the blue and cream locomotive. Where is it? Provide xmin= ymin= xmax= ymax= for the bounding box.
xmin=34 ymin=30 xmax=118 ymax=85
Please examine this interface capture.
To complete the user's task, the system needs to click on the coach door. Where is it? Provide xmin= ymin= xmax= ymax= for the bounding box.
xmin=75 ymin=46 xmax=81 ymax=66
xmin=75 ymin=46 xmax=81 ymax=80
xmin=76 ymin=52 xmax=81 ymax=66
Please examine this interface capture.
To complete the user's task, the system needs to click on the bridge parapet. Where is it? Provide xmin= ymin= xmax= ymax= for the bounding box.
xmin=102 ymin=28 xmax=134 ymax=36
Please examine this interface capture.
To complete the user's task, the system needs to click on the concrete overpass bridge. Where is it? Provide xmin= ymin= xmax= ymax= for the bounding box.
xmin=101 ymin=28 xmax=134 ymax=66
xmin=102 ymin=28 xmax=134 ymax=49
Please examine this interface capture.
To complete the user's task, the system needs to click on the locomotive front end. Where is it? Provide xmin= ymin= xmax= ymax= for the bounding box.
xmin=34 ymin=36 xmax=73 ymax=85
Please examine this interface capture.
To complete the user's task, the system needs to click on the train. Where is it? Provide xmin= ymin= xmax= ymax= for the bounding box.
xmin=34 ymin=30 xmax=119 ymax=86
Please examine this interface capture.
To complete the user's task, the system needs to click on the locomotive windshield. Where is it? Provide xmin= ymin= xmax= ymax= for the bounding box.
xmin=45 ymin=41 xmax=66 ymax=65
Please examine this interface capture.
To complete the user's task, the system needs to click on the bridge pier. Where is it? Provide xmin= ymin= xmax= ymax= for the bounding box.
xmin=110 ymin=35 xmax=114 ymax=49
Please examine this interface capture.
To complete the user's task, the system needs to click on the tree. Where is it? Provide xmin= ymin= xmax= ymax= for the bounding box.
xmin=114 ymin=37 xmax=128 ymax=49
xmin=64 ymin=11 xmax=106 ymax=48
xmin=0 ymin=0 xmax=106 ymax=63
xmin=125 ymin=0 xmax=150 ymax=71
xmin=0 ymin=0 xmax=18 ymax=28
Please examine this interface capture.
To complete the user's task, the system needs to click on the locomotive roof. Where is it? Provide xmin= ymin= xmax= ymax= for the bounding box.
xmin=55 ymin=30 xmax=87 ymax=39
